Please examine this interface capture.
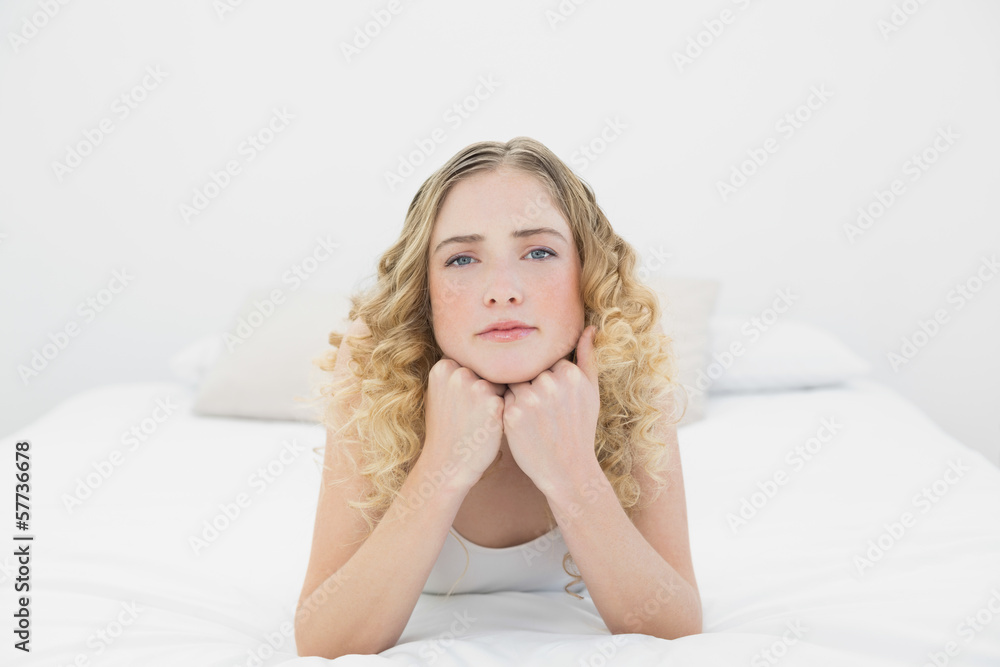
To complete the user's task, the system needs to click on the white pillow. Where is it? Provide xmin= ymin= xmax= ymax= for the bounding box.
xmin=644 ymin=275 xmax=720 ymax=426
xmin=170 ymin=280 xmax=720 ymax=426
xmin=700 ymin=318 xmax=870 ymax=394
xmin=189 ymin=289 xmax=353 ymax=422
xmin=169 ymin=334 xmax=224 ymax=387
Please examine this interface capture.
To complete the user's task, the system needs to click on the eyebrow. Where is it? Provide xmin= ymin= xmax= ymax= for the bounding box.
xmin=432 ymin=227 xmax=569 ymax=256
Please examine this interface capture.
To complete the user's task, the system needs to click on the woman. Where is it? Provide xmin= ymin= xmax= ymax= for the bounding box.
xmin=294 ymin=137 xmax=702 ymax=659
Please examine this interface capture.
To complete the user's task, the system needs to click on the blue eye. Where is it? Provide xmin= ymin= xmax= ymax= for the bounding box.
xmin=444 ymin=248 xmax=556 ymax=267
xmin=528 ymin=248 xmax=555 ymax=260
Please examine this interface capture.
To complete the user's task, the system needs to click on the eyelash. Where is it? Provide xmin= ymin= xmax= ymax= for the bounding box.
xmin=444 ymin=248 xmax=556 ymax=267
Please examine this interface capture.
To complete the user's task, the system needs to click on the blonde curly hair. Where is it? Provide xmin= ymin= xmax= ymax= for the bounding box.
xmin=307 ymin=136 xmax=686 ymax=599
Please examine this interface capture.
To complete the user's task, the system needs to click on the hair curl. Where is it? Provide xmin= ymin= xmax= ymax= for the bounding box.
xmin=305 ymin=136 xmax=686 ymax=599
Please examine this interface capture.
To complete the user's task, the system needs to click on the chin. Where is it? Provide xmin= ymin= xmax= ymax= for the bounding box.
xmin=470 ymin=354 xmax=567 ymax=385
xmin=460 ymin=362 xmax=528 ymax=385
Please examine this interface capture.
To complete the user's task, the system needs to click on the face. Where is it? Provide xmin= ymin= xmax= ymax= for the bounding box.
xmin=427 ymin=168 xmax=585 ymax=385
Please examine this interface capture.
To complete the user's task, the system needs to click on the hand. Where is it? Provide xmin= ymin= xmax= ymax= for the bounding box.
xmin=421 ymin=357 xmax=508 ymax=492
xmin=501 ymin=325 xmax=602 ymax=498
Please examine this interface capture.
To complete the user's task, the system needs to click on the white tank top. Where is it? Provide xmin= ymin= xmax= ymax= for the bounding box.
xmin=422 ymin=524 xmax=587 ymax=596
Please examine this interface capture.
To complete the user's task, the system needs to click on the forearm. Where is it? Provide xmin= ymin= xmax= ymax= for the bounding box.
xmin=295 ymin=455 xmax=471 ymax=658
xmin=544 ymin=467 xmax=702 ymax=639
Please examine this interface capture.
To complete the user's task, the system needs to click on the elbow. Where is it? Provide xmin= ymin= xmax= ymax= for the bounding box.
xmin=612 ymin=588 xmax=702 ymax=640
xmin=672 ymin=592 xmax=703 ymax=639
xmin=294 ymin=622 xmax=394 ymax=659
xmin=294 ymin=621 xmax=345 ymax=659
xmin=615 ymin=617 xmax=702 ymax=641
xmin=669 ymin=582 xmax=703 ymax=639
xmin=612 ymin=621 xmax=701 ymax=641
xmin=674 ymin=613 xmax=703 ymax=639
xmin=294 ymin=626 xmax=327 ymax=659
xmin=682 ymin=592 xmax=703 ymax=637
xmin=293 ymin=636 xmax=354 ymax=660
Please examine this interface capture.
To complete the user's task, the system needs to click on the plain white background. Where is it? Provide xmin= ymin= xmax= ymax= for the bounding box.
xmin=1 ymin=0 xmax=998 ymax=465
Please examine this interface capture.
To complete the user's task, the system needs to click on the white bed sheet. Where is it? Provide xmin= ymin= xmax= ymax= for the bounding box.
xmin=3 ymin=378 xmax=999 ymax=666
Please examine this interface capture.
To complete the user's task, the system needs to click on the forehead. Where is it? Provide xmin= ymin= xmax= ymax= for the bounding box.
xmin=431 ymin=169 xmax=568 ymax=239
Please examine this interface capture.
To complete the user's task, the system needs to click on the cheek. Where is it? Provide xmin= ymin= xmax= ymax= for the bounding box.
xmin=542 ymin=272 xmax=581 ymax=309
xmin=432 ymin=272 xmax=473 ymax=312
xmin=430 ymin=273 xmax=477 ymax=336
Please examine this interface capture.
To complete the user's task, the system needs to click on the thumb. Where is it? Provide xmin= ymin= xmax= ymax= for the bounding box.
xmin=574 ymin=325 xmax=598 ymax=384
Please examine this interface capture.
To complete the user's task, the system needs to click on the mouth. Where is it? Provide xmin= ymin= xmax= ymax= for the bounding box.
xmin=478 ymin=320 xmax=532 ymax=335
xmin=478 ymin=327 xmax=535 ymax=342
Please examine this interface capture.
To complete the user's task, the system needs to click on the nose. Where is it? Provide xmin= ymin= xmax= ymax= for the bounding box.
xmin=483 ymin=265 xmax=522 ymax=305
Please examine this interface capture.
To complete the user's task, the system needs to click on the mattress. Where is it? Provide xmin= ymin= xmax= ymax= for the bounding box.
xmin=3 ymin=377 xmax=999 ymax=666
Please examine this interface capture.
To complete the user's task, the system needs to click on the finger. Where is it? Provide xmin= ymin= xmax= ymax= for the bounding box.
xmin=488 ymin=382 xmax=509 ymax=397
xmin=574 ymin=325 xmax=599 ymax=384
xmin=505 ymin=379 xmax=532 ymax=397
xmin=503 ymin=386 xmax=515 ymax=407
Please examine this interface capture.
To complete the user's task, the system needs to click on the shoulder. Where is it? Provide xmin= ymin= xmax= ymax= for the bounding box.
xmin=344 ymin=316 xmax=371 ymax=339
xmin=334 ymin=317 xmax=372 ymax=367
xmin=326 ymin=317 xmax=371 ymax=414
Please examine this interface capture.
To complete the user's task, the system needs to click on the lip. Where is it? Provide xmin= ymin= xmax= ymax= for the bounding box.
xmin=478 ymin=327 xmax=535 ymax=342
xmin=478 ymin=320 xmax=532 ymax=335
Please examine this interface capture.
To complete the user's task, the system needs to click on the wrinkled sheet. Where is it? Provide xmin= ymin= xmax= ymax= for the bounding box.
xmin=3 ymin=378 xmax=999 ymax=666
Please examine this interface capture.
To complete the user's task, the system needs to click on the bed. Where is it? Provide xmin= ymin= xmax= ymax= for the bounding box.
xmin=5 ymin=290 xmax=1000 ymax=666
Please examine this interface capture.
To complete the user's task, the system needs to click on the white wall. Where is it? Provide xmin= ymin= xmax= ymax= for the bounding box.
xmin=2 ymin=0 xmax=998 ymax=466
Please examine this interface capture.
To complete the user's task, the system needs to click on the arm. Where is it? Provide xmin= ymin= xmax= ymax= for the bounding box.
xmin=294 ymin=317 xmax=474 ymax=658
xmin=541 ymin=321 xmax=702 ymax=638
xmin=295 ymin=451 xmax=471 ymax=658
xmin=543 ymin=449 xmax=702 ymax=639
xmin=504 ymin=322 xmax=702 ymax=638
